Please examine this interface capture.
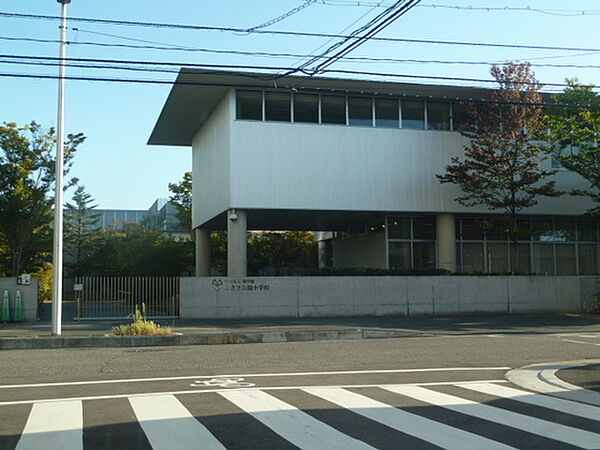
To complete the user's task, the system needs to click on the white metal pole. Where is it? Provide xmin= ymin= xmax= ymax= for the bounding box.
xmin=51 ymin=0 xmax=71 ymax=336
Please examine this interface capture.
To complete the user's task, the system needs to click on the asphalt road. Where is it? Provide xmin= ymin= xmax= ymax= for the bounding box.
xmin=1 ymin=330 xmax=600 ymax=449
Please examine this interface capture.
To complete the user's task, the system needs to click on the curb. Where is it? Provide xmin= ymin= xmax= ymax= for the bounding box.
xmin=506 ymin=359 xmax=600 ymax=407
xmin=0 ymin=329 xmax=436 ymax=350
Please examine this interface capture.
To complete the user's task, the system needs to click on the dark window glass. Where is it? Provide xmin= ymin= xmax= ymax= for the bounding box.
xmin=555 ymin=221 xmax=576 ymax=242
xmin=321 ymin=95 xmax=346 ymax=124
xmin=293 ymin=94 xmax=318 ymax=123
xmin=451 ymin=102 xmax=469 ymax=131
xmin=265 ymin=92 xmax=290 ymax=122
xmin=533 ymin=243 xmax=555 ymax=275
xmin=460 ymin=243 xmax=484 ymax=272
xmin=348 ymin=96 xmax=373 ymax=126
xmin=375 ymin=98 xmax=399 ymax=128
xmin=578 ymin=221 xmax=598 ymax=242
xmin=486 ymin=220 xmax=508 ymax=241
xmin=427 ymin=102 xmax=450 ymax=130
xmin=488 ymin=243 xmax=509 ymax=273
xmin=515 ymin=243 xmax=531 ymax=273
xmin=414 ymin=242 xmax=436 ymax=269
xmin=236 ymin=90 xmax=262 ymax=120
xmin=387 ymin=217 xmax=410 ymax=239
xmin=532 ymin=220 xmax=554 ymax=242
xmin=516 ymin=219 xmax=531 ymax=241
xmin=389 ymin=242 xmax=411 ymax=269
xmin=556 ymin=244 xmax=577 ymax=275
xmin=579 ymin=244 xmax=599 ymax=274
xmin=401 ymin=100 xmax=425 ymax=129
xmin=413 ymin=217 xmax=435 ymax=240
xmin=461 ymin=218 xmax=484 ymax=240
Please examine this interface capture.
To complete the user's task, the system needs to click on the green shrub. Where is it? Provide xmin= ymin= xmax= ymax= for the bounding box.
xmin=111 ymin=303 xmax=175 ymax=336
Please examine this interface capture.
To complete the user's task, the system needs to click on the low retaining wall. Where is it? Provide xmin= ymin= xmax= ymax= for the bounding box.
xmin=180 ymin=276 xmax=599 ymax=319
xmin=0 ymin=278 xmax=39 ymax=322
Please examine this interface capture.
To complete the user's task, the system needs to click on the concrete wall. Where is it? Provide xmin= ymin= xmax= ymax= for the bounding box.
xmin=192 ymin=90 xmax=234 ymax=229
xmin=180 ymin=275 xmax=598 ymax=319
xmin=0 ymin=278 xmax=39 ymax=322
xmin=332 ymin=232 xmax=387 ymax=268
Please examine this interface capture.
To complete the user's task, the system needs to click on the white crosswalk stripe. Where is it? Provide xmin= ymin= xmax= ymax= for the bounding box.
xmin=303 ymin=387 xmax=515 ymax=450
xmin=219 ymin=389 xmax=375 ymax=450
xmin=6 ymin=381 xmax=600 ymax=450
xmin=461 ymin=382 xmax=600 ymax=421
xmin=129 ymin=394 xmax=225 ymax=450
xmin=15 ymin=400 xmax=83 ymax=450
xmin=384 ymin=385 xmax=600 ymax=450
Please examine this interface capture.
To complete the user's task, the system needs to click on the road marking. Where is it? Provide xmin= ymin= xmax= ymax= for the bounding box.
xmin=0 ymin=379 xmax=508 ymax=406
xmin=0 ymin=366 xmax=511 ymax=389
xmin=190 ymin=377 xmax=255 ymax=388
xmin=461 ymin=382 xmax=600 ymax=421
xmin=219 ymin=389 xmax=374 ymax=450
xmin=385 ymin=385 xmax=600 ymax=449
xmin=129 ymin=394 xmax=225 ymax=450
xmin=304 ymin=387 xmax=514 ymax=450
xmin=561 ymin=339 xmax=600 ymax=347
xmin=15 ymin=400 xmax=82 ymax=450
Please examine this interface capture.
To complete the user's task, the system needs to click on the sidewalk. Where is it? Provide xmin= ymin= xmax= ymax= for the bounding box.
xmin=1 ymin=313 xmax=599 ymax=350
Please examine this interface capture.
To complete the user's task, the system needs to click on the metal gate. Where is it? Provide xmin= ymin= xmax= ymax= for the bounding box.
xmin=73 ymin=277 xmax=179 ymax=320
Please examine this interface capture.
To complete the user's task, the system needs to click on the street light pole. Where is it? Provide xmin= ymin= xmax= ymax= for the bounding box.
xmin=51 ymin=0 xmax=71 ymax=336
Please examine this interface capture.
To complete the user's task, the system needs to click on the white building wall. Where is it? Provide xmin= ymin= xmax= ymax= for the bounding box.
xmin=332 ymin=232 xmax=387 ymax=268
xmin=192 ymin=91 xmax=234 ymax=228
xmin=228 ymin=118 xmax=591 ymax=216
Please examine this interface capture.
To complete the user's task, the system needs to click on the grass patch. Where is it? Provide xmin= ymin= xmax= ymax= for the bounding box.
xmin=111 ymin=304 xmax=175 ymax=336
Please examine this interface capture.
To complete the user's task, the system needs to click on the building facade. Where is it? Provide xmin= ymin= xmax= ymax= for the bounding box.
xmin=149 ymin=69 xmax=599 ymax=276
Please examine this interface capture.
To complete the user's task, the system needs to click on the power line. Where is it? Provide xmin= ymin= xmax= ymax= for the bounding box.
xmin=0 ymin=57 xmax=595 ymax=89
xmin=1 ymin=11 xmax=599 ymax=53
xmin=246 ymin=0 xmax=317 ymax=32
xmin=322 ymin=1 xmax=600 ymax=16
xmin=2 ymin=71 xmax=597 ymax=107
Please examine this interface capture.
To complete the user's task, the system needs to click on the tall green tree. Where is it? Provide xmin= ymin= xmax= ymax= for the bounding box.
xmin=65 ymin=185 xmax=101 ymax=276
xmin=540 ymin=79 xmax=600 ymax=216
xmin=437 ymin=62 xmax=561 ymax=271
xmin=0 ymin=122 xmax=85 ymax=276
xmin=168 ymin=171 xmax=192 ymax=231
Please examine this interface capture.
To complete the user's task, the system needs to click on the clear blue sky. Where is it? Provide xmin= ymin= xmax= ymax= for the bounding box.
xmin=1 ymin=1 xmax=598 ymax=209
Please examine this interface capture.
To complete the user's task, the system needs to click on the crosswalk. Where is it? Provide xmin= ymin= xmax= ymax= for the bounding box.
xmin=4 ymin=380 xmax=600 ymax=450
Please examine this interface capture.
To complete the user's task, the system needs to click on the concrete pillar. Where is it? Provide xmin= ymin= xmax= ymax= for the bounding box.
xmin=195 ymin=228 xmax=211 ymax=277
xmin=317 ymin=240 xmax=331 ymax=268
xmin=227 ymin=209 xmax=247 ymax=277
xmin=436 ymin=213 xmax=457 ymax=272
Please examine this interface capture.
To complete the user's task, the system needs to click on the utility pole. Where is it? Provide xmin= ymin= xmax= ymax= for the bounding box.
xmin=52 ymin=0 xmax=71 ymax=336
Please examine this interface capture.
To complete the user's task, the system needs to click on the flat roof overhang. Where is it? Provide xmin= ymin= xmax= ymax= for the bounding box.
xmin=148 ymin=68 xmax=500 ymax=147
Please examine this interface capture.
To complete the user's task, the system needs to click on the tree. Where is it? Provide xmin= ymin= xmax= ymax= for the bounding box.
xmin=65 ymin=185 xmax=101 ymax=277
xmin=0 ymin=122 xmax=85 ymax=276
xmin=437 ymin=62 xmax=561 ymax=271
xmin=248 ymin=231 xmax=317 ymax=275
xmin=168 ymin=171 xmax=192 ymax=231
xmin=540 ymin=79 xmax=600 ymax=216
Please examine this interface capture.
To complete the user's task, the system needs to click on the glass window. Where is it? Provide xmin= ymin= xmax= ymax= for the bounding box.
xmin=554 ymin=221 xmax=576 ymax=242
xmin=488 ymin=243 xmax=509 ymax=273
xmin=533 ymin=244 xmax=555 ymax=275
xmin=514 ymin=243 xmax=531 ymax=274
xmin=532 ymin=220 xmax=554 ymax=242
xmin=451 ymin=102 xmax=469 ymax=132
xmin=321 ymin=95 xmax=346 ymax=125
xmin=427 ymin=102 xmax=450 ymax=130
xmin=375 ymin=98 xmax=399 ymax=128
xmin=578 ymin=222 xmax=598 ymax=242
xmin=293 ymin=94 xmax=318 ymax=123
xmin=401 ymin=100 xmax=425 ymax=129
xmin=556 ymin=244 xmax=577 ymax=275
xmin=387 ymin=217 xmax=410 ymax=239
xmin=486 ymin=220 xmax=508 ymax=241
xmin=578 ymin=244 xmax=599 ymax=274
xmin=461 ymin=243 xmax=484 ymax=272
xmin=389 ymin=242 xmax=411 ymax=269
xmin=236 ymin=90 xmax=262 ymax=120
xmin=265 ymin=92 xmax=290 ymax=122
xmin=414 ymin=242 xmax=436 ymax=269
xmin=516 ymin=219 xmax=531 ymax=241
xmin=413 ymin=217 xmax=436 ymax=240
xmin=348 ymin=96 xmax=373 ymax=126
xmin=461 ymin=218 xmax=484 ymax=240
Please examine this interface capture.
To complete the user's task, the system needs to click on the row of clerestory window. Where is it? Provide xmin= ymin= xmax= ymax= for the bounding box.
xmin=236 ymin=90 xmax=469 ymax=131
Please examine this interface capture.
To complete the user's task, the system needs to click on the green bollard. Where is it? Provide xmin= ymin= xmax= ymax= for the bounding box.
xmin=1 ymin=290 xmax=9 ymax=322
xmin=14 ymin=290 xmax=23 ymax=322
